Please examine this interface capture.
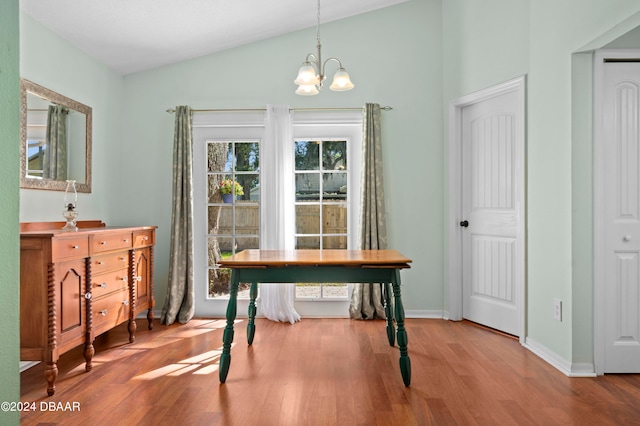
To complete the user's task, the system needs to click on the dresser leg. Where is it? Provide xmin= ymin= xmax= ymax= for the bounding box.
xmin=128 ymin=319 xmax=137 ymax=343
xmin=147 ymin=307 xmax=155 ymax=330
xmin=45 ymin=362 xmax=58 ymax=396
xmin=220 ymin=273 xmax=239 ymax=383
xmin=84 ymin=342 xmax=95 ymax=372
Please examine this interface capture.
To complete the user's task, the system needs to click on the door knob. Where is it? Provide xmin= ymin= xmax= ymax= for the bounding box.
xmin=460 ymin=220 xmax=469 ymax=228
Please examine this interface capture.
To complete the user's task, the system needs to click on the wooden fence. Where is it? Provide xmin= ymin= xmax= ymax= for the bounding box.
xmin=215 ymin=203 xmax=347 ymax=250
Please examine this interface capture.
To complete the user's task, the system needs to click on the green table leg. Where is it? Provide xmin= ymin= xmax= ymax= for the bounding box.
xmin=392 ymin=270 xmax=411 ymax=387
xmin=247 ymin=282 xmax=258 ymax=345
xmin=384 ymin=282 xmax=395 ymax=346
xmin=220 ymin=272 xmax=238 ymax=383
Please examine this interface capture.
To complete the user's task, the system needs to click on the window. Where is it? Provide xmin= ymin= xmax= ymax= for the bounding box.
xmin=206 ymin=140 xmax=260 ymax=298
xmin=193 ymin=110 xmax=362 ymax=317
xmin=294 ymin=139 xmax=350 ymax=299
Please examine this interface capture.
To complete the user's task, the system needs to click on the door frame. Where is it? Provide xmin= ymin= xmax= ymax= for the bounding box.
xmin=447 ymin=75 xmax=526 ymax=343
xmin=593 ymin=49 xmax=640 ymax=374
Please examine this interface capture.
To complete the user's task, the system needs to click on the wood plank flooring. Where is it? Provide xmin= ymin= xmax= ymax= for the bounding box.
xmin=20 ymin=318 xmax=640 ymax=425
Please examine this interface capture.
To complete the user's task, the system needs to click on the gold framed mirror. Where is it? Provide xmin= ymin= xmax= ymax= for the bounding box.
xmin=20 ymin=79 xmax=92 ymax=193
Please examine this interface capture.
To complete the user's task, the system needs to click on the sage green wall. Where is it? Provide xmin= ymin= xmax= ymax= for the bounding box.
xmin=0 ymin=1 xmax=21 ymax=424
xmin=17 ymin=0 xmax=640 ymax=375
xmin=441 ymin=0 xmax=529 ymax=313
xmin=443 ymin=0 xmax=640 ymax=366
xmin=19 ymin=13 xmax=125 ymax=224
xmin=119 ymin=0 xmax=443 ymax=314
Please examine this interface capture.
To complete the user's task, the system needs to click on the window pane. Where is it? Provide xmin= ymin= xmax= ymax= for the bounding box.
xmin=235 ymin=236 xmax=259 ymax=252
xmin=296 ymin=173 xmax=320 ymax=201
xmin=296 ymin=236 xmax=319 ymax=249
xmin=322 ymin=284 xmax=349 ymax=298
xmin=208 ymin=205 xmax=232 ymax=233
xmin=209 ymin=267 xmax=252 ymax=299
xmin=296 ymin=284 xmax=321 ymax=299
xmin=295 ymin=283 xmax=349 ymax=299
xmin=208 ymin=142 xmax=232 ymax=172
xmin=322 ymin=172 xmax=347 ymax=200
xmin=209 ymin=267 xmax=231 ymax=297
xmin=208 ymin=174 xmax=228 ymax=203
xmin=235 ymin=204 xmax=259 ymax=230
xmin=208 ymin=236 xmax=232 ymax=266
xmin=323 ymin=235 xmax=347 ymax=249
xmin=322 ymin=205 xmax=347 ymax=235
xmin=235 ymin=173 xmax=259 ymax=201
xmin=235 ymin=142 xmax=260 ymax=172
xmin=296 ymin=204 xmax=320 ymax=234
xmin=295 ymin=140 xmax=319 ymax=170
xmin=322 ymin=140 xmax=347 ymax=170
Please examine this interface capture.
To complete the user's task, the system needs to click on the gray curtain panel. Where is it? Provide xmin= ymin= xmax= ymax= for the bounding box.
xmin=43 ymin=105 xmax=68 ymax=180
xmin=161 ymin=105 xmax=195 ymax=325
xmin=349 ymin=103 xmax=388 ymax=320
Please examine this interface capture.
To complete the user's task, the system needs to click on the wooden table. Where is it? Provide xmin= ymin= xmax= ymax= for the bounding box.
xmin=217 ymin=249 xmax=413 ymax=386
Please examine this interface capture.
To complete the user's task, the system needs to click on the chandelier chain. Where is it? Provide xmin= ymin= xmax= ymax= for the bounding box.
xmin=316 ymin=0 xmax=321 ymax=45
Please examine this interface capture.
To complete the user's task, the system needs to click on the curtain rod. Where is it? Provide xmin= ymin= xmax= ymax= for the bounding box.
xmin=165 ymin=106 xmax=392 ymax=113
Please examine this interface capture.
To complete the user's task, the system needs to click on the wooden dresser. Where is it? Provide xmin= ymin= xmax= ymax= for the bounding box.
xmin=20 ymin=220 xmax=157 ymax=396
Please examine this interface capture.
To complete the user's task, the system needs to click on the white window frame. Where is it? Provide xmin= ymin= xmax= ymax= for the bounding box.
xmin=291 ymin=111 xmax=363 ymax=316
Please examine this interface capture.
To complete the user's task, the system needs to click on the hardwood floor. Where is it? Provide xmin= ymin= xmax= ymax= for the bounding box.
xmin=20 ymin=318 xmax=640 ymax=425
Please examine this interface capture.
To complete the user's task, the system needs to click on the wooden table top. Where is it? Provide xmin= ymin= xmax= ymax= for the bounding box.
xmin=217 ymin=249 xmax=412 ymax=268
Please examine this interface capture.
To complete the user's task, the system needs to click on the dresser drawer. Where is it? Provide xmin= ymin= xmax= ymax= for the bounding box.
xmin=52 ymin=236 xmax=89 ymax=260
xmin=90 ymin=269 xmax=128 ymax=299
xmin=92 ymin=251 xmax=129 ymax=275
xmin=92 ymin=288 xmax=130 ymax=331
xmin=133 ymin=230 xmax=154 ymax=248
xmin=91 ymin=232 xmax=133 ymax=254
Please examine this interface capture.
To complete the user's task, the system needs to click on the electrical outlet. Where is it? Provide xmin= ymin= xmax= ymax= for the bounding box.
xmin=553 ymin=298 xmax=562 ymax=321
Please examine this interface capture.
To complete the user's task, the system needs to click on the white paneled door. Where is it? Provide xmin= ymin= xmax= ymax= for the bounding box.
xmin=601 ymin=60 xmax=640 ymax=373
xmin=459 ymin=82 xmax=524 ymax=336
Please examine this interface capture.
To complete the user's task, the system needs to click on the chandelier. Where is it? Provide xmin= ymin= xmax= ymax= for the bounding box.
xmin=294 ymin=0 xmax=355 ymax=96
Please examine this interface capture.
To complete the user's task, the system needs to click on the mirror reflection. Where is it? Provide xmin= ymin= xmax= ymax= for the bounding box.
xmin=20 ymin=79 xmax=92 ymax=192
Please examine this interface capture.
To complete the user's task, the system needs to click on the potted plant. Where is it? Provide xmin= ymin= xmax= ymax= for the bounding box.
xmin=219 ymin=179 xmax=244 ymax=203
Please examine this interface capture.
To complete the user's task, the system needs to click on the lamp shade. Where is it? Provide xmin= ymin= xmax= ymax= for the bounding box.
xmin=329 ymin=68 xmax=354 ymax=91
xmin=295 ymin=84 xmax=319 ymax=96
xmin=294 ymin=63 xmax=320 ymax=86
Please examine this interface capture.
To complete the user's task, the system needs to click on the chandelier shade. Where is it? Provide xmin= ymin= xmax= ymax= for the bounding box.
xmin=329 ymin=68 xmax=354 ymax=91
xmin=294 ymin=63 xmax=321 ymax=86
xmin=295 ymin=84 xmax=320 ymax=96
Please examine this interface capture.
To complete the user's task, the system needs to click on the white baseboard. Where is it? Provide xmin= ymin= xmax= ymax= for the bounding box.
xmin=524 ymin=337 xmax=596 ymax=377
xmin=20 ymin=361 xmax=40 ymax=372
xmin=405 ymin=310 xmax=444 ymax=319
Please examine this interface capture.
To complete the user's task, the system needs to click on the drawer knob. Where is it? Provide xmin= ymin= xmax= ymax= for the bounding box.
xmin=72 ymin=245 xmax=79 ymax=249
xmin=84 ymin=292 xmax=92 ymax=300
xmin=99 ymin=309 xmax=108 ymax=316
xmin=97 ymin=261 xmax=105 ymax=265
xmin=124 ymin=239 xmax=129 ymax=243
xmin=98 ymin=282 xmax=107 ymax=289
xmin=143 ymin=236 xmax=149 ymax=241
xmin=100 ymin=241 xmax=108 ymax=245
xmin=136 ymin=276 xmax=142 ymax=282
xmin=120 ymin=277 xmax=127 ymax=282
xmin=122 ymin=300 xmax=129 ymax=306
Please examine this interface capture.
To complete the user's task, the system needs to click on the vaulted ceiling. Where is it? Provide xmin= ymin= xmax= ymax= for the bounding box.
xmin=20 ymin=0 xmax=409 ymax=75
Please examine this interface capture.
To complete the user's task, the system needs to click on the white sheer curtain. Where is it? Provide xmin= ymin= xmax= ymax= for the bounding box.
xmin=259 ymin=105 xmax=300 ymax=324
